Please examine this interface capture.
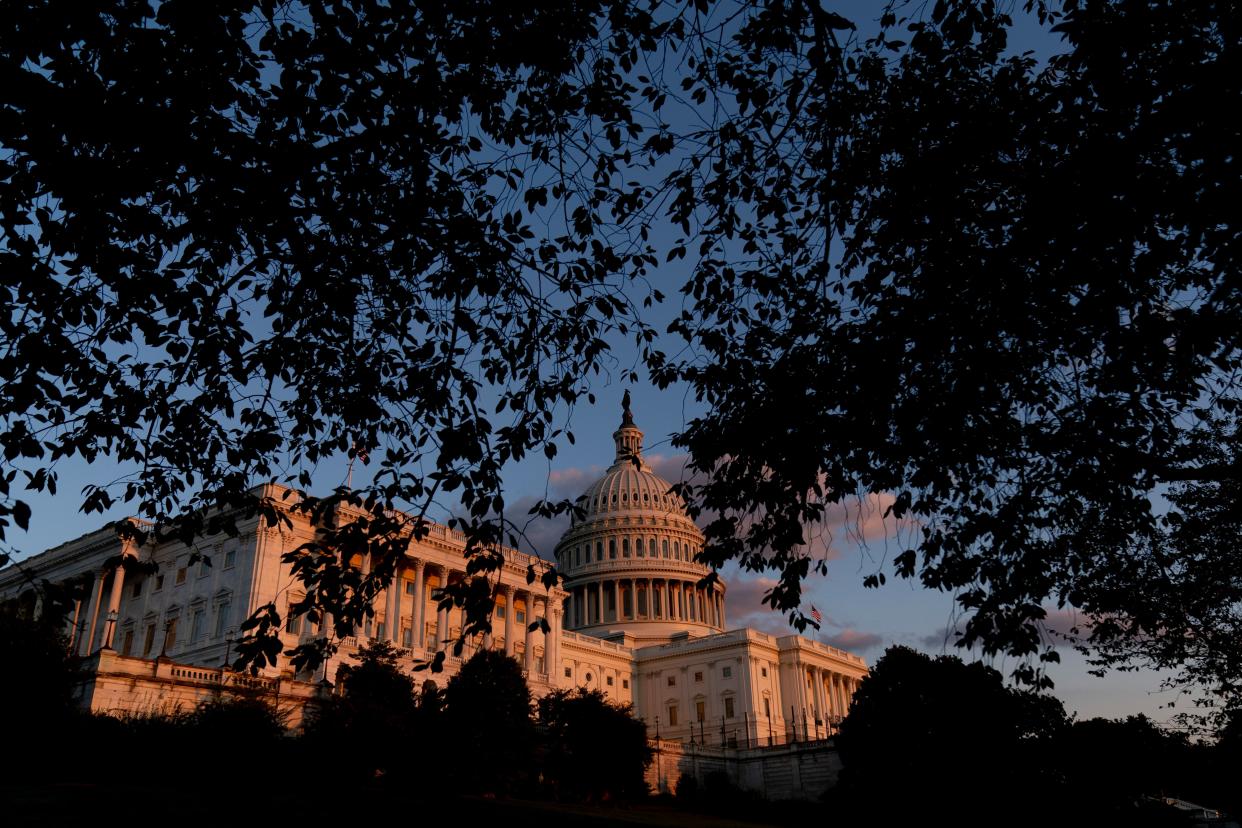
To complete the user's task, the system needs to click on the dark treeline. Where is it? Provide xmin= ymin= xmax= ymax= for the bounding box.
xmin=3 ymin=614 xmax=1239 ymax=826
xmin=826 ymin=646 xmax=1242 ymax=826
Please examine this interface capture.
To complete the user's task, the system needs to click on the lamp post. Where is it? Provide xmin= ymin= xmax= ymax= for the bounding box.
xmin=223 ymin=630 xmax=234 ymax=669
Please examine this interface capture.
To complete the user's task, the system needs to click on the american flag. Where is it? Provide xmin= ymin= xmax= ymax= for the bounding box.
xmin=353 ymin=442 xmax=370 ymax=465
xmin=810 ymin=605 xmax=822 ymax=624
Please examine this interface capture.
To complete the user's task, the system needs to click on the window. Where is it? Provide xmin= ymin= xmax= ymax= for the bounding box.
xmin=635 ymin=538 xmax=643 ymax=557
xmin=662 ymin=539 xmax=669 ymax=558
xmin=649 ymin=539 xmax=657 ymax=557
xmin=164 ymin=616 xmax=179 ymax=651
xmin=606 ymin=676 xmax=614 ymax=686
xmin=763 ymin=697 xmax=771 ymax=718
xmin=516 ymin=609 xmax=526 ymax=624
xmin=694 ymin=671 xmax=703 ymax=683
xmin=175 ymin=567 xmax=187 ymax=586
xmin=725 ymin=697 xmax=735 ymax=718
xmin=375 ymin=622 xmax=385 ymax=640
xmin=595 ymin=542 xmax=603 ymax=561
xmin=609 ymin=540 xmax=617 ymax=559
xmin=153 ymin=574 xmax=165 ymax=592
xmin=723 ymin=666 xmax=732 ymax=679
xmin=761 ymin=666 xmax=768 ymax=678
xmin=564 ymin=666 xmax=572 ymax=678
xmin=696 ymin=700 xmax=706 ymax=722
xmin=142 ymin=624 xmax=156 ymax=657
xmin=121 ymin=628 xmax=134 ymax=656
xmin=286 ymin=608 xmax=300 ymax=635
xmin=215 ymin=602 xmax=231 ymax=637
xmin=622 ymin=679 xmax=629 ymax=689
xmin=223 ymin=548 xmax=237 ymax=569
xmin=130 ymin=581 xmax=142 ymax=599
xmin=198 ymin=559 xmax=210 ymax=578
xmin=575 ymin=548 xmax=581 ymax=566
xmin=404 ymin=580 xmax=416 ymax=595
xmin=667 ymin=675 xmax=676 ymax=687
xmin=585 ymin=672 xmax=593 ymax=682
xmin=668 ymin=705 xmax=678 ymax=727
xmin=674 ymin=542 xmax=681 ymax=559
xmin=403 ymin=626 xmax=413 ymax=647
xmin=190 ymin=609 xmax=206 ymax=642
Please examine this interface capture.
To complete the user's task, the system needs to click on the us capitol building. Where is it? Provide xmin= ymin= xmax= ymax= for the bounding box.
xmin=1 ymin=404 xmax=867 ymax=746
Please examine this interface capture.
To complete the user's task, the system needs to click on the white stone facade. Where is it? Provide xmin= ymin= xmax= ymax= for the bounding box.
xmin=0 ymin=410 xmax=866 ymax=742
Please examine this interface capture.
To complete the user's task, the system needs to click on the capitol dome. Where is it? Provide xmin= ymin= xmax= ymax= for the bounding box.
xmin=555 ymin=400 xmax=725 ymax=645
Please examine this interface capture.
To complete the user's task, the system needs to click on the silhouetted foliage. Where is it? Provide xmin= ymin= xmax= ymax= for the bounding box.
xmin=443 ymin=649 xmax=536 ymax=795
xmin=2 ymin=0 xmax=1240 ymax=708
xmin=537 ymin=687 xmax=652 ymax=801
xmin=304 ymin=639 xmax=420 ymax=781
xmin=835 ymin=646 xmax=1067 ymax=821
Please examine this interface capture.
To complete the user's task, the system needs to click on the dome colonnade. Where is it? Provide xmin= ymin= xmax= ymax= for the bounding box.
xmin=555 ymin=402 xmax=725 ymax=644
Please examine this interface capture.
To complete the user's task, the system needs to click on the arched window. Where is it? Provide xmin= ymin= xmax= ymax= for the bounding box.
xmin=596 ymin=542 xmax=603 ymax=561
xmin=622 ymin=538 xmax=630 ymax=557
xmin=635 ymin=537 xmax=644 ymax=557
xmin=609 ymin=540 xmax=617 ymax=559
xmin=674 ymin=541 xmax=681 ymax=560
xmin=662 ymin=539 xmax=669 ymax=558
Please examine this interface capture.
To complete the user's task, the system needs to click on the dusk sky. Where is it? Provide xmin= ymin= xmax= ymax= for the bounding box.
xmin=5 ymin=1 xmax=1184 ymax=727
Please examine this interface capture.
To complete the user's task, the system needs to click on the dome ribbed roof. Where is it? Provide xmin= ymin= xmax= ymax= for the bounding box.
xmin=567 ymin=401 xmax=694 ymax=528
xmin=575 ymin=458 xmax=687 ymax=523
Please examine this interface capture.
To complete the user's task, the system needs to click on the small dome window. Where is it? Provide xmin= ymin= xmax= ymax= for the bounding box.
xmin=643 ymin=493 xmax=649 ymax=502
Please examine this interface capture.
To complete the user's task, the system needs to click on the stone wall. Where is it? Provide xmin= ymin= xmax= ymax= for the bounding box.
xmin=646 ymin=738 xmax=843 ymax=801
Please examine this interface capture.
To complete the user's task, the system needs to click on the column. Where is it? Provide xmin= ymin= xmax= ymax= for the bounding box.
xmin=595 ymin=581 xmax=603 ymax=624
xmin=386 ymin=562 xmax=401 ymax=644
xmin=815 ymin=669 xmax=828 ymax=737
xmin=436 ymin=568 xmax=450 ymax=650
xmin=536 ymin=597 xmax=547 ymax=673
xmin=794 ymin=660 xmax=809 ymax=723
xmin=101 ymin=558 xmax=128 ymax=648
xmin=523 ymin=591 xmax=535 ymax=673
xmin=504 ymin=585 xmax=516 ymax=656
xmin=411 ymin=559 xmax=425 ymax=646
xmin=549 ymin=604 xmax=562 ymax=681
xmin=80 ymin=570 xmax=105 ymax=656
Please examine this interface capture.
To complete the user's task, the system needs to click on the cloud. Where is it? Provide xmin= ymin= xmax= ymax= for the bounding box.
xmin=917 ymin=606 xmax=1093 ymax=652
xmin=821 ymin=628 xmax=884 ymax=653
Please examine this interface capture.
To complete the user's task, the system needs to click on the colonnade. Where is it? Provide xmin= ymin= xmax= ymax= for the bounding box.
xmin=567 ymin=577 xmax=723 ymax=629
xmin=378 ymin=557 xmax=561 ymax=678
xmin=792 ymin=661 xmax=862 ymax=739
xmin=73 ymin=549 xmax=135 ymax=656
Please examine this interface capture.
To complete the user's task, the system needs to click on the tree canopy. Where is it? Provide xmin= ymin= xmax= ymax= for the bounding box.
xmin=2 ymin=0 xmax=1240 ymax=711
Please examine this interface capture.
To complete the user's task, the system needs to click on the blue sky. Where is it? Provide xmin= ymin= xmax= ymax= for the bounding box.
xmin=6 ymin=2 xmax=1185 ymax=724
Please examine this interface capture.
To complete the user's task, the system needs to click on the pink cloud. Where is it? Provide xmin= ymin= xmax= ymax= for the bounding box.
xmin=821 ymin=628 xmax=884 ymax=653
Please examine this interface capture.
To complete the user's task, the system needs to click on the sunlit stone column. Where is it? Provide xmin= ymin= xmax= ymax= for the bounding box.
xmin=504 ymin=585 xmax=515 ymax=656
xmin=548 ymin=604 xmax=562 ymax=682
xmin=436 ymin=567 xmax=450 ymax=650
xmin=410 ymin=559 xmax=425 ymax=647
xmin=523 ymin=591 xmax=535 ymax=673
xmin=595 ymin=581 xmax=604 ymax=624
xmin=386 ymin=562 xmax=401 ymax=644
xmin=814 ymin=669 xmax=828 ymax=737
xmin=80 ymin=570 xmax=105 ymax=656
xmin=101 ymin=558 xmax=128 ymax=649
